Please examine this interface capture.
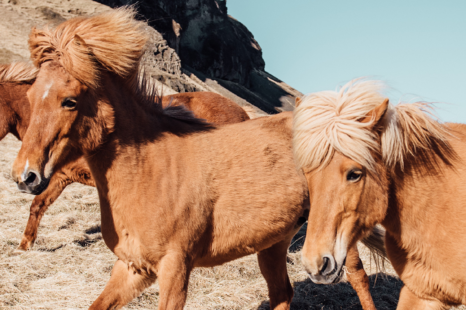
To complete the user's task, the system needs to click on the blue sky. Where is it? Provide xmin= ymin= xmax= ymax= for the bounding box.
xmin=228 ymin=1 xmax=466 ymax=123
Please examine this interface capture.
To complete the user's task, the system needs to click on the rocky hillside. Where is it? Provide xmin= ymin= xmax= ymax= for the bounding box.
xmin=0 ymin=0 xmax=302 ymax=114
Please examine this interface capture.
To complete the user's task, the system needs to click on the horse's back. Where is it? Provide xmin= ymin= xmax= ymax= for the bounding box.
xmin=160 ymin=112 xmax=297 ymax=200
xmin=161 ymin=92 xmax=250 ymax=125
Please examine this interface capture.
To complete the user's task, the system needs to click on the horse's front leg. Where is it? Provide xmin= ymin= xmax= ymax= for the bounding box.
xmin=257 ymin=238 xmax=294 ymax=310
xmin=157 ymin=252 xmax=192 ymax=310
xmin=17 ymin=173 xmax=71 ymax=251
xmin=89 ymin=259 xmax=156 ymax=310
xmin=345 ymin=244 xmax=376 ymax=310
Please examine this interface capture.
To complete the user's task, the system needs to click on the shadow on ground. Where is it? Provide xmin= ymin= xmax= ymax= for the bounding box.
xmin=257 ymin=274 xmax=403 ymax=310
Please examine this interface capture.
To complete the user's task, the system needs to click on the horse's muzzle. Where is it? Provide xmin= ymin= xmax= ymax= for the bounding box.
xmin=17 ymin=170 xmax=49 ymax=195
xmin=307 ymin=254 xmax=345 ymax=284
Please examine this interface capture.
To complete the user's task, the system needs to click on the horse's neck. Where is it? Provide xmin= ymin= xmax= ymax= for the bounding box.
xmin=382 ymin=121 xmax=463 ymax=237
xmin=382 ymin=142 xmax=462 ymax=244
xmin=381 ymin=177 xmax=406 ymax=237
xmin=83 ymin=84 xmax=192 ymax=203
xmin=0 ymin=83 xmax=31 ymax=140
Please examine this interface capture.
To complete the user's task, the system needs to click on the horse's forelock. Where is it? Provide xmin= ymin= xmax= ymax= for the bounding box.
xmin=28 ymin=7 xmax=148 ymax=90
xmin=293 ymin=79 xmax=385 ymax=173
xmin=293 ymin=78 xmax=455 ymax=173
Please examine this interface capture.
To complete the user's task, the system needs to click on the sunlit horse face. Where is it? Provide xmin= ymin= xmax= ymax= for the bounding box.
xmin=11 ymin=61 xmax=89 ymax=194
xmin=301 ymin=102 xmax=389 ymax=284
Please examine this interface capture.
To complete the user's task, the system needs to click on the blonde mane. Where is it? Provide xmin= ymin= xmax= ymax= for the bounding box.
xmin=0 ymin=62 xmax=38 ymax=83
xmin=293 ymin=79 xmax=451 ymax=172
xmin=28 ymin=7 xmax=148 ymax=89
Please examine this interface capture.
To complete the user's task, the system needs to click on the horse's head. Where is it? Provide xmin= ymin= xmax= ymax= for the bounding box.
xmin=11 ymin=8 xmax=146 ymax=194
xmin=11 ymin=60 xmax=93 ymax=194
xmin=293 ymin=81 xmax=392 ymax=284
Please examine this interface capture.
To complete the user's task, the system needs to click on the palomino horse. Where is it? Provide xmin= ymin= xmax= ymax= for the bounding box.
xmin=11 ymin=9 xmax=383 ymax=309
xmin=0 ymin=62 xmax=250 ymax=251
xmin=293 ymin=80 xmax=464 ymax=309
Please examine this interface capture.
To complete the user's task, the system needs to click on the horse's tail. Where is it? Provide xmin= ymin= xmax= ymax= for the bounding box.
xmin=360 ymin=225 xmax=388 ymax=272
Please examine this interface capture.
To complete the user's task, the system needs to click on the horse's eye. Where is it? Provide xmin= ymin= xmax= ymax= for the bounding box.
xmin=62 ymin=98 xmax=77 ymax=109
xmin=347 ymin=170 xmax=363 ymax=182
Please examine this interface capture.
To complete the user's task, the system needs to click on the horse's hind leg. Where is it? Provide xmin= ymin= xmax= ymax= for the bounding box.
xmin=345 ymin=244 xmax=376 ymax=310
xmin=90 ymin=259 xmax=156 ymax=310
xmin=257 ymin=239 xmax=294 ymax=310
xmin=397 ymin=286 xmax=448 ymax=310
xmin=17 ymin=173 xmax=71 ymax=251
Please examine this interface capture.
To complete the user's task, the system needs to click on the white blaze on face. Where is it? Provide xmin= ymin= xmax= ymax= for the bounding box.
xmin=334 ymin=234 xmax=348 ymax=268
xmin=20 ymin=159 xmax=29 ymax=182
xmin=42 ymin=82 xmax=53 ymax=101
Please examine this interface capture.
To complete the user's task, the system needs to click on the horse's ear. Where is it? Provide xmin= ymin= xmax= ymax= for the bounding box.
xmin=359 ymin=98 xmax=389 ymax=128
xmin=295 ymin=97 xmax=302 ymax=107
xmin=72 ymin=34 xmax=92 ymax=55
xmin=73 ymin=34 xmax=88 ymax=48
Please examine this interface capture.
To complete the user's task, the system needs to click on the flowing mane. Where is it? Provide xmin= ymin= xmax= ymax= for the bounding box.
xmin=28 ymin=6 xmax=207 ymax=126
xmin=293 ymin=79 xmax=453 ymax=172
xmin=28 ymin=7 xmax=147 ymax=89
xmin=0 ymin=62 xmax=38 ymax=83
xmin=380 ymin=101 xmax=453 ymax=169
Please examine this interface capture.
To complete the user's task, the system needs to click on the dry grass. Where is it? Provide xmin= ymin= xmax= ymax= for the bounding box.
xmin=1 ymin=133 xmax=461 ymax=309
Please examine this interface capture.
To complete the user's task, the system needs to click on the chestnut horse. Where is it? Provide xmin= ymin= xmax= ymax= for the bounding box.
xmin=0 ymin=62 xmax=250 ymax=251
xmin=11 ymin=9 xmax=383 ymax=309
xmin=293 ymin=79 xmax=465 ymax=309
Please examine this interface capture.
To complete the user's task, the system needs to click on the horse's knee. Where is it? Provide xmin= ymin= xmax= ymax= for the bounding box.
xmin=29 ymin=200 xmax=44 ymax=215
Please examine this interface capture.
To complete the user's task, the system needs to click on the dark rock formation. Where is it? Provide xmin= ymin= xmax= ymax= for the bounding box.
xmin=95 ymin=0 xmax=302 ymax=113
xmin=95 ymin=0 xmax=264 ymax=84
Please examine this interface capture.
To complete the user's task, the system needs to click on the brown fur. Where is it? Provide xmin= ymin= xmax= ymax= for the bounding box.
xmin=0 ymin=63 xmax=251 ymax=252
xmin=11 ymin=10 xmax=379 ymax=310
xmin=346 ymin=245 xmax=376 ymax=310
xmin=296 ymin=84 xmax=466 ymax=309
xmin=161 ymin=92 xmax=249 ymax=124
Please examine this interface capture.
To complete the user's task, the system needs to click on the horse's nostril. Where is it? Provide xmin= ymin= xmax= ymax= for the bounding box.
xmin=321 ymin=256 xmax=329 ymax=273
xmin=24 ymin=171 xmax=39 ymax=186
xmin=321 ymin=255 xmax=337 ymax=276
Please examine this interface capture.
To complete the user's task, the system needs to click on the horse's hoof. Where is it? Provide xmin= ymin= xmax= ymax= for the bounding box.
xmin=10 ymin=247 xmax=27 ymax=256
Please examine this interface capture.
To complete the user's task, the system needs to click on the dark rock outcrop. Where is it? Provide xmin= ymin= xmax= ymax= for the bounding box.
xmin=96 ymin=0 xmax=302 ymax=113
xmin=95 ymin=0 xmax=264 ymax=84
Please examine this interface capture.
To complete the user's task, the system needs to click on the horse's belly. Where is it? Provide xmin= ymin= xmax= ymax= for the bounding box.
xmin=194 ymin=217 xmax=304 ymax=268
